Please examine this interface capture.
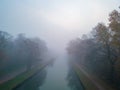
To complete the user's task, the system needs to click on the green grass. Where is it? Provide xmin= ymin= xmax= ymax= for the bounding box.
xmin=0 ymin=60 xmax=53 ymax=90
xmin=73 ymin=65 xmax=98 ymax=90
xmin=73 ymin=64 xmax=115 ymax=90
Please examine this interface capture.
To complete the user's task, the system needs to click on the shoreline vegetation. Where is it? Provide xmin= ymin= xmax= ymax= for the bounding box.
xmin=0 ymin=60 xmax=54 ymax=90
xmin=66 ymin=7 xmax=120 ymax=89
xmin=0 ymin=31 xmax=53 ymax=90
xmin=73 ymin=62 xmax=116 ymax=90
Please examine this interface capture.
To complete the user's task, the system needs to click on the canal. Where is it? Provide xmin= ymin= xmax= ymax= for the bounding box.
xmin=15 ymin=55 xmax=84 ymax=90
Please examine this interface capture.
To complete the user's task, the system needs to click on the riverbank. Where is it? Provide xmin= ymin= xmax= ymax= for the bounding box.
xmin=0 ymin=60 xmax=54 ymax=90
xmin=73 ymin=63 xmax=115 ymax=90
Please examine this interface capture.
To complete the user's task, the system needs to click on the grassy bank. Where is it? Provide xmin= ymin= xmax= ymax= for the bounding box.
xmin=0 ymin=60 xmax=53 ymax=90
xmin=73 ymin=63 xmax=115 ymax=90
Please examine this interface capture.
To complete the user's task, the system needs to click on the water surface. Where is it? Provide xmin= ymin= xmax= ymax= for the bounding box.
xmin=15 ymin=55 xmax=84 ymax=90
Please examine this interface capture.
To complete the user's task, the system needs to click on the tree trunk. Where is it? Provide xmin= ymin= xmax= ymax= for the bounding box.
xmin=110 ymin=64 xmax=115 ymax=83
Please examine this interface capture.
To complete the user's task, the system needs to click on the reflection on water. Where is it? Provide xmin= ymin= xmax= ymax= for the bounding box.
xmin=66 ymin=65 xmax=85 ymax=90
xmin=40 ymin=55 xmax=84 ymax=90
xmin=40 ymin=55 xmax=71 ymax=90
xmin=14 ymin=55 xmax=84 ymax=90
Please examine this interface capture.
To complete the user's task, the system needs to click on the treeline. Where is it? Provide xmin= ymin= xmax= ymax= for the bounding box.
xmin=67 ymin=8 xmax=120 ymax=89
xmin=0 ymin=31 xmax=48 ymax=77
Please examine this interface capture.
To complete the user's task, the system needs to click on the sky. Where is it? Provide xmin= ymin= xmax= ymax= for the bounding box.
xmin=0 ymin=0 xmax=120 ymax=53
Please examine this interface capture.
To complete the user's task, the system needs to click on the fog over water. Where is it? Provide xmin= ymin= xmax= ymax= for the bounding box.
xmin=1 ymin=1 xmax=120 ymax=90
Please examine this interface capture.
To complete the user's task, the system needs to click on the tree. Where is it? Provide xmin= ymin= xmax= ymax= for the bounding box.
xmin=14 ymin=34 xmax=48 ymax=71
xmin=108 ymin=9 xmax=120 ymax=83
xmin=67 ymin=7 xmax=120 ymax=89
xmin=0 ymin=31 xmax=12 ymax=69
xmin=92 ymin=23 xmax=118 ymax=82
xmin=109 ymin=10 xmax=120 ymax=55
xmin=92 ymin=23 xmax=111 ymax=60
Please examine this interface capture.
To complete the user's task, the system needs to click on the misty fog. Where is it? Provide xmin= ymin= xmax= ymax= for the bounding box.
xmin=1 ymin=0 xmax=119 ymax=54
xmin=0 ymin=0 xmax=120 ymax=90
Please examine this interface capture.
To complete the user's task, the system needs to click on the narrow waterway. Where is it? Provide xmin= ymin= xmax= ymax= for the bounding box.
xmin=15 ymin=55 xmax=84 ymax=90
xmin=40 ymin=55 xmax=71 ymax=90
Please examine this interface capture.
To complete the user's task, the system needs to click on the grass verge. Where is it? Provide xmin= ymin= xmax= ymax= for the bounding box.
xmin=0 ymin=60 xmax=53 ymax=90
xmin=73 ymin=63 xmax=115 ymax=90
xmin=73 ymin=65 xmax=98 ymax=90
